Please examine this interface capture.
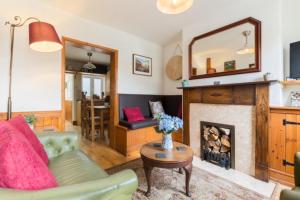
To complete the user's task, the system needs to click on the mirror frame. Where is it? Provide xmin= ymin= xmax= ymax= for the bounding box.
xmin=188 ymin=17 xmax=261 ymax=80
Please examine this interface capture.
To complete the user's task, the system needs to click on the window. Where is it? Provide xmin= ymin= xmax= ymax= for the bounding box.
xmin=82 ymin=74 xmax=105 ymax=99
xmin=93 ymin=78 xmax=102 ymax=97
xmin=65 ymin=73 xmax=74 ymax=101
xmin=82 ymin=77 xmax=91 ymax=97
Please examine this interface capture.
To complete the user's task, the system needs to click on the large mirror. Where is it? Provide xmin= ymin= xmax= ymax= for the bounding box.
xmin=189 ymin=17 xmax=261 ymax=79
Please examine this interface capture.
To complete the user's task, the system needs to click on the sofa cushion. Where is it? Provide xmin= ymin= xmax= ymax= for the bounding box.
xmin=9 ymin=116 xmax=49 ymax=165
xmin=49 ymin=150 xmax=108 ymax=186
xmin=0 ymin=122 xmax=57 ymax=190
xmin=119 ymin=118 xmax=159 ymax=130
xmin=149 ymin=101 xmax=165 ymax=116
xmin=123 ymin=107 xmax=145 ymax=122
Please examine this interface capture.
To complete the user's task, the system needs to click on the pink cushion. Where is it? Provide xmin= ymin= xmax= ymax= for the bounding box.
xmin=123 ymin=107 xmax=145 ymax=122
xmin=0 ymin=122 xmax=57 ymax=190
xmin=9 ymin=116 xmax=49 ymax=165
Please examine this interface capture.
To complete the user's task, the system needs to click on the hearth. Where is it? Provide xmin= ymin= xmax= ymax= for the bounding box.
xmin=200 ymin=121 xmax=235 ymax=169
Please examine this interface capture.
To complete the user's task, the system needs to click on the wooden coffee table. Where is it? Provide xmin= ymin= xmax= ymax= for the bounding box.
xmin=140 ymin=141 xmax=193 ymax=197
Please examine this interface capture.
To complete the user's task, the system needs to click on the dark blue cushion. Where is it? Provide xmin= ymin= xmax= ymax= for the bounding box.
xmin=119 ymin=118 xmax=158 ymax=130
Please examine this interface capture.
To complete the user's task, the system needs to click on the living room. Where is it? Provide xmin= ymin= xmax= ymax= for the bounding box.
xmin=0 ymin=0 xmax=300 ymax=199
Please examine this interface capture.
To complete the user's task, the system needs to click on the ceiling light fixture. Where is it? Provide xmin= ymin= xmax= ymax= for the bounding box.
xmin=236 ymin=30 xmax=255 ymax=55
xmin=82 ymin=52 xmax=96 ymax=70
xmin=157 ymin=0 xmax=194 ymax=14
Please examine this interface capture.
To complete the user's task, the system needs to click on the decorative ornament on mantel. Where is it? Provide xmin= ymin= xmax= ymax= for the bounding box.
xmin=165 ymin=44 xmax=183 ymax=80
xmin=157 ymin=0 xmax=194 ymax=14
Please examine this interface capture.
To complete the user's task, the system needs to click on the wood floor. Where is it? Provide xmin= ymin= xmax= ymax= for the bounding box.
xmin=80 ymin=136 xmax=140 ymax=170
xmin=65 ymin=121 xmax=140 ymax=169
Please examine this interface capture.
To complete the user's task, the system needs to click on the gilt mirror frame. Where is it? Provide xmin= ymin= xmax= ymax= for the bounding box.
xmin=188 ymin=17 xmax=261 ymax=80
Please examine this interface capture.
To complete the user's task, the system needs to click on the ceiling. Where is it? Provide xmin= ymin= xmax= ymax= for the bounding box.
xmin=65 ymin=41 xmax=111 ymax=64
xmin=41 ymin=0 xmax=236 ymax=45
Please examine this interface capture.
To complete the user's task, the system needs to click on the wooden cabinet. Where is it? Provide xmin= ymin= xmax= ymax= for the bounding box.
xmin=269 ymin=107 xmax=300 ymax=186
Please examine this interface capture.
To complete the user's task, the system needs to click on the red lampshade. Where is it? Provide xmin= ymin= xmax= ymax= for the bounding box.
xmin=29 ymin=22 xmax=62 ymax=52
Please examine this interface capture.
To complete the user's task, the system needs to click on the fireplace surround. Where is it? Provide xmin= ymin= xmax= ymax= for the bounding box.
xmin=180 ymin=80 xmax=276 ymax=181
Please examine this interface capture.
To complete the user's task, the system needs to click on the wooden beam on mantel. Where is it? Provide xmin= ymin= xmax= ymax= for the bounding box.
xmin=182 ymin=81 xmax=273 ymax=182
xmin=178 ymin=80 xmax=278 ymax=90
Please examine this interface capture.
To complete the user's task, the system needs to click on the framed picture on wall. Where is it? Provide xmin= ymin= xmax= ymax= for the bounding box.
xmin=132 ymin=54 xmax=152 ymax=76
xmin=224 ymin=60 xmax=236 ymax=71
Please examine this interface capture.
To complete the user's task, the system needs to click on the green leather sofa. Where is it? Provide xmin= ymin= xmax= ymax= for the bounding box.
xmin=0 ymin=132 xmax=138 ymax=200
xmin=280 ymin=152 xmax=300 ymax=200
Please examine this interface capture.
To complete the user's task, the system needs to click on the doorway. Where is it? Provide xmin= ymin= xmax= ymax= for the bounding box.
xmin=61 ymin=37 xmax=118 ymax=148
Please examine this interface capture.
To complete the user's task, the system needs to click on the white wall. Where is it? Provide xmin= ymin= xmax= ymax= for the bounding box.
xmin=282 ymin=0 xmax=300 ymax=77
xmin=0 ymin=0 xmax=163 ymax=112
xmin=182 ymin=0 xmax=284 ymax=105
xmin=281 ymin=0 xmax=300 ymax=105
xmin=162 ymin=38 xmax=183 ymax=95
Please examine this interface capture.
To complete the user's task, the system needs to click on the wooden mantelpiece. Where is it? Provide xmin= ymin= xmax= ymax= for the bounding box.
xmin=178 ymin=80 xmax=277 ymax=89
xmin=180 ymin=80 xmax=276 ymax=182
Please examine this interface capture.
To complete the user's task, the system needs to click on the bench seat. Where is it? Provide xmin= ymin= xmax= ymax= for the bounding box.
xmin=119 ymin=118 xmax=159 ymax=130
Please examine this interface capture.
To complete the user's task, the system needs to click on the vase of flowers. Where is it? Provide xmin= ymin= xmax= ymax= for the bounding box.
xmin=155 ymin=113 xmax=183 ymax=150
xmin=25 ymin=114 xmax=37 ymax=130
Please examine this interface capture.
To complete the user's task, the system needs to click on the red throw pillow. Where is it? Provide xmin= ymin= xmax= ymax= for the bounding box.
xmin=8 ymin=116 xmax=49 ymax=165
xmin=123 ymin=107 xmax=145 ymax=122
xmin=0 ymin=122 xmax=57 ymax=190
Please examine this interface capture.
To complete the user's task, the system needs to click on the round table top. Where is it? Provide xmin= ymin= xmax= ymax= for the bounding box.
xmin=140 ymin=141 xmax=193 ymax=164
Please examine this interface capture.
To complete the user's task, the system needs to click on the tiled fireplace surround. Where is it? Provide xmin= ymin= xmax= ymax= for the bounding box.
xmin=182 ymin=81 xmax=274 ymax=182
xmin=190 ymin=103 xmax=256 ymax=176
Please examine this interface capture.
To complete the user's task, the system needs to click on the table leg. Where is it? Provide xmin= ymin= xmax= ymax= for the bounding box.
xmin=179 ymin=168 xmax=184 ymax=174
xmin=183 ymin=163 xmax=192 ymax=197
xmin=144 ymin=164 xmax=153 ymax=197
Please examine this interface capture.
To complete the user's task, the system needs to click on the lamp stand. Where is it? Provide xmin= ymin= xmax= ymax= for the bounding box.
xmin=6 ymin=24 xmax=15 ymax=120
xmin=5 ymin=16 xmax=39 ymax=120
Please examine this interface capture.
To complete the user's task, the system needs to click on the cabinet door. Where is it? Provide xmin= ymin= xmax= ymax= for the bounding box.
xmin=285 ymin=114 xmax=300 ymax=174
xmin=269 ymin=113 xmax=286 ymax=171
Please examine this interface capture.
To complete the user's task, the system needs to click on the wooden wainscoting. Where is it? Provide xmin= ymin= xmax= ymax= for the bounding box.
xmin=65 ymin=101 xmax=72 ymax=122
xmin=0 ymin=111 xmax=63 ymax=132
xmin=115 ymin=125 xmax=183 ymax=156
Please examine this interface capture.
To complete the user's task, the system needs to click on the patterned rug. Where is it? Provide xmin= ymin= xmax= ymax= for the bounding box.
xmin=106 ymin=159 xmax=270 ymax=200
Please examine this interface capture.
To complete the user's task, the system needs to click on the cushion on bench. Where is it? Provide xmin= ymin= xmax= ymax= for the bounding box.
xmin=119 ymin=118 xmax=159 ymax=130
xmin=118 ymin=94 xmax=182 ymax=130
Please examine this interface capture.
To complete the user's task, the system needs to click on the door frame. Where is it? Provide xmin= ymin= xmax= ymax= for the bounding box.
xmin=61 ymin=36 xmax=119 ymax=148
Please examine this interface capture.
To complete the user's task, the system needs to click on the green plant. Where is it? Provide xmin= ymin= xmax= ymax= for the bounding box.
xmin=24 ymin=114 xmax=37 ymax=125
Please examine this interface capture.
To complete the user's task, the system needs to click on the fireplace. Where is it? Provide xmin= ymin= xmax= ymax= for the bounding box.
xmin=200 ymin=121 xmax=235 ymax=169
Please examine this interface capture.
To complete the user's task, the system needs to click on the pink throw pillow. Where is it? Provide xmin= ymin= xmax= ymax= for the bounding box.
xmin=8 ymin=116 xmax=49 ymax=165
xmin=0 ymin=122 xmax=57 ymax=190
xmin=123 ymin=107 xmax=145 ymax=122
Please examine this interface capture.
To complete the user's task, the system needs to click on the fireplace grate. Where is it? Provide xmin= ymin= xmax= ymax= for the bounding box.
xmin=200 ymin=121 xmax=235 ymax=170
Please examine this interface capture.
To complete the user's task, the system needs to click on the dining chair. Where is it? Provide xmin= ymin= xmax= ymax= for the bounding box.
xmin=80 ymin=92 xmax=90 ymax=137
xmin=90 ymin=98 xmax=101 ymax=141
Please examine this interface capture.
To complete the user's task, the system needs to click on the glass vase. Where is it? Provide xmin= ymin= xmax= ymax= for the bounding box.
xmin=162 ymin=134 xmax=173 ymax=150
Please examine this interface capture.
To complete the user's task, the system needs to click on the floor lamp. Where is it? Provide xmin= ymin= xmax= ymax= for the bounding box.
xmin=5 ymin=16 xmax=62 ymax=120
